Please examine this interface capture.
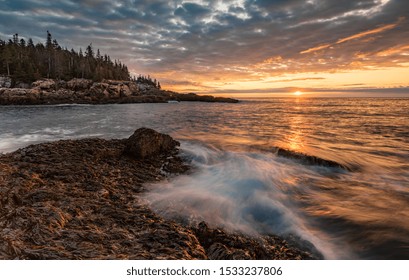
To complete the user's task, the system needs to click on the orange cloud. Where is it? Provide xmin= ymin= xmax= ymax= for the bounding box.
xmin=376 ymin=44 xmax=409 ymax=56
xmin=300 ymin=17 xmax=405 ymax=55
xmin=300 ymin=43 xmax=332 ymax=54
xmin=336 ymin=22 xmax=398 ymax=44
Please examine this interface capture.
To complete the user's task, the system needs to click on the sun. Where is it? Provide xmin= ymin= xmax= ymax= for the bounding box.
xmin=294 ymin=91 xmax=302 ymax=96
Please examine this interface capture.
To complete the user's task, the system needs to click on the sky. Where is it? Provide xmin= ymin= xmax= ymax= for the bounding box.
xmin=1 ymin=0 xmax=409 ymax=96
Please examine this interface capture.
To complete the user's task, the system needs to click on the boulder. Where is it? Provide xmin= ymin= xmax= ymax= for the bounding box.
xmin=55 ymin=89 xmax=75 ymax=99
xmin=89 ymin=83 xmax=109 ymax=98
xmin=67 ymin=78 xmax=93 ymax=90
xmin=101 ymin=79 xmax=122 ymax=85
xmin=0 ymin=76 xmax=12 ymax=88
xmin=120 ymin=84 xmax=131 ymax=97
xmin=124 ymin=128 xmax=179 ymax=159
xmin=104 ymin=84 xmax=119 ymax=98
xmin=2 ymin=88 xmax=29 ymax=97
xmin=31 ymin=79 xmax=56 ymax=90
xmin=128 ymin=82 xmax=139 ymax=95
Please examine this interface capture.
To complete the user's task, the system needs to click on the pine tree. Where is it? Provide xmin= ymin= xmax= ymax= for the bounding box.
xmin=0 ymin=31 xmax=135 ymax=84
xmin=46 ymin=31 xmax=52 ymax=49
xmin=13 ymin=34 xmax=19 ymax=45
xmin=19 ymin=38 xmax=26 ymax=48
xmin=27 ymin=38 xmax=34 ymax=48
xmin=85 ymin=44 xmax=94 ymax=58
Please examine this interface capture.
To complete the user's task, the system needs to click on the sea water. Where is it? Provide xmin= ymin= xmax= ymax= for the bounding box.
xmin=1 ymin=97 xmax=408 ymax=259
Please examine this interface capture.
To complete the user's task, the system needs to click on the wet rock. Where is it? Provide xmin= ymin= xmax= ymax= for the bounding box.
xmin=124 ymin=128 xmax=180 ymax=159
xmin=208 ymin=243 xmax=252 ymax=260
xmin=175 ymin=92 xmax=239 ymax=103
xmin=272 ymin=147 xmax=357 ymax=171
xmin=193 ymin=221 xmax=319 ymax=260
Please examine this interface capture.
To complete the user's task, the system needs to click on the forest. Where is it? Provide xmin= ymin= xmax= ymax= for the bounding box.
xmin=0 ymin=31 xmax=131 ymax=83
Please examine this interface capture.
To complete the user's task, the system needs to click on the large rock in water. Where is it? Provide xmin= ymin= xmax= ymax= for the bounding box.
xmin=124 ymin=128 xmax=180 ymax=159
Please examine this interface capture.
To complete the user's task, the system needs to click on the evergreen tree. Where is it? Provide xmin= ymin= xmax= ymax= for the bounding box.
xmin=46 ymin=31 xmax=52 ymax=49
xmin=0 ymin=31 xmax=134 ymax=84
xmin=85 ymin=43 xmax=94 ymax=58
xmin=27 ymin=38 xmax=34 ymax=48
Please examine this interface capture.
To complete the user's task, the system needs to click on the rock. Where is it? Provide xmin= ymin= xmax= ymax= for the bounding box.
xmin=14 ymin=82 xmax=30 ymax=89
xmin=0 ymin=76 xmax=12 ymax=88
xmin=55 ymin=89 xmax=75 ymax=99
xmin=0 ymin=78 xmax=239 ymax=105
xmin=0 ymin=136 xmax=206 ymax=260
xmin=192 ymin=221 xmax=319 ymax=260
xmin=101 ymin=79 xmax=122 ymax=85
xmin=0 ymin=133 xmax=318 ymax=260
xmin=67 ymin=78 xmax=93 ymax=90
xmin=175 ymin=92 xmax=239 ymax=103
xmin=272 ymin=147 xmax=357 ymax=171
xmin=56 ymin=80 xmax=67 ymax=89
xmin=31 ymin=79 xmax=56 ymax=90
xmin=207 ymin=243 xmax=252 ymax=260
xmin=120 ymin=84 xmax=131 ymax=97
xmin=107 ymin=84 xmax=121 ymax=98
xmin=128 ymin=82 xmax=139 ymax=95
xmin=124 ymin=128 xmax=180 ymax=159
xmin=89 ymin=83 xmax=109 ymax=98
xmin=137 ymin=83 xmax=155 ymax=92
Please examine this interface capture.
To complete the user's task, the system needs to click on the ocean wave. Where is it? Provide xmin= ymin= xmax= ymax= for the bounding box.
xmin=144 ymin=141 xmax=356 ymax=259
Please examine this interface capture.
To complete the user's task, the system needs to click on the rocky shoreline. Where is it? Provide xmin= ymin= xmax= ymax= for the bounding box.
xmin=0 ymin=78 xmax=238 ymax=105
xmin=0 ymin=128 xmax=319 ymax=260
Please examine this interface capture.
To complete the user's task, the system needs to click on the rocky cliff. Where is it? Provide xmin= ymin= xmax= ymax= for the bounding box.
xmin=0 ymin=77 xmax=238 ymax=105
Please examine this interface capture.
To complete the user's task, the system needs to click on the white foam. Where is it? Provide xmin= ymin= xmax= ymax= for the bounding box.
xmin=144 ymin=141 xmax=355 ymax=259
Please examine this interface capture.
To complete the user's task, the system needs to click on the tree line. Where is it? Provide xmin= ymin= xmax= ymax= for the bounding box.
xmin=0 ymin=31 xmax=131 ymax=84
xmin=134 ymin=75 xmax=161 ymax=89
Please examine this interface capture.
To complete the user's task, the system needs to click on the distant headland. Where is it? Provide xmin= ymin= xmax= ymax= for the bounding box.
xmin=0 ymin=32 xmax=238 ymax=105
xmin=0 ymin=77 xmax=238 ymax=105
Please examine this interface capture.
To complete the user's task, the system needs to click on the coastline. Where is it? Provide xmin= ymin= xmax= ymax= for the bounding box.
xmin=0 ymin=128 xmax=319 ymax=260
xmin=0 ymin=78 xmax=238 ymax=105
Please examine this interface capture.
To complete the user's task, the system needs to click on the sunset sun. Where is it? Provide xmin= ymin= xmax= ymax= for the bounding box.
xmin=294 ymin=91 xmax=303 ymax=96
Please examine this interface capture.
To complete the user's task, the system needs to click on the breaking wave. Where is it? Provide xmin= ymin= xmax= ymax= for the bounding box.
xmin=144 ymin=141 xmax=357 ymax=259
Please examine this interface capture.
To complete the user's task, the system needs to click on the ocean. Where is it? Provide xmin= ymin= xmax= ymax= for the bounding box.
xmin=1 ymin=97 xmax=408 ymax=259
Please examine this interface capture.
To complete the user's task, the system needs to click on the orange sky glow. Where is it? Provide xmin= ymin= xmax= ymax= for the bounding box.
xmin=2 ymin=0 xmax=408 ymax=97
xmin=156 ymin=16 xmax=409 ymax=97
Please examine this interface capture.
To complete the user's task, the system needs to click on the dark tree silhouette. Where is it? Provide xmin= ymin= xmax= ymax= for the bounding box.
xmin=0 ymin=31 xmax=131 ymax=84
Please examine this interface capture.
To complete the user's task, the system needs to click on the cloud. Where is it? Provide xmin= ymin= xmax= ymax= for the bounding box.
xmin=336 ymin=18 xmax=402 ymax=44
xmin=299 ymin=17 xmax=404 ymax=54
xmin=263 ymin=77 xmax=326 ymax=83
xmin=0 ymin=0 xmax=408 ymax=92
xmin=208 ymin=86 xmax=409 ymax=95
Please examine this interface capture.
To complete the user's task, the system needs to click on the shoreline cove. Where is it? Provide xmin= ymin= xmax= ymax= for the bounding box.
xmin=0 ymin=129 xmax=319 ymax=260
